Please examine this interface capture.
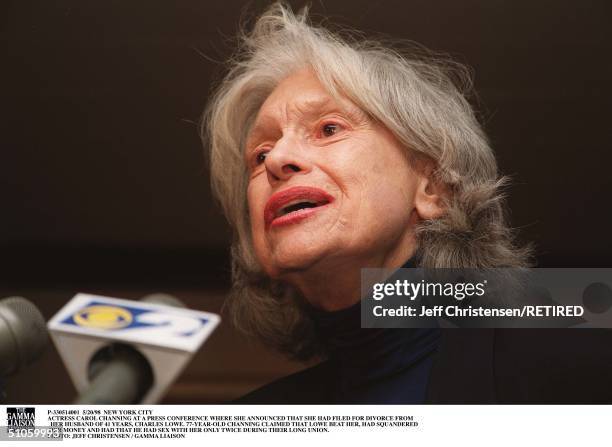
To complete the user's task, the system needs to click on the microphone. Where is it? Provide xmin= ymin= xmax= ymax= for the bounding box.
xmin=48 ymin=293 xmax=220 ymax=404
xmin=72 ymin=294 xmax=185 ymax=404
xmin=0 ymin=297 xmax=49 ymax=377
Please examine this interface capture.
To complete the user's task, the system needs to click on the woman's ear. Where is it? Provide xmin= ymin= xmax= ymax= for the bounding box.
xmin=414 ymin=166 xmax=447 ymax=220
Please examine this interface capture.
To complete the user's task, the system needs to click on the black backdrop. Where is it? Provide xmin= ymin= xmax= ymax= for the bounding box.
xmin=2 ymin=0 xmax=611 ymax=288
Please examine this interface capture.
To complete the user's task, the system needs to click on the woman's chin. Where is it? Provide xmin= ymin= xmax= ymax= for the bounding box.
xmin=262 ymin=241 xmax=335 ymax=277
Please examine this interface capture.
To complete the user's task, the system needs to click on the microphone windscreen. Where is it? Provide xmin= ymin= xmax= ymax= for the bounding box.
xmin=141 ymin=293 xmax=186 ymax=308
xmin=0 ymin=297 xmax=49 ymax=376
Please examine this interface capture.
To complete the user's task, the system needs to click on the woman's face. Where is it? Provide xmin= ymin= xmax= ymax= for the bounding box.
xmin=245 ymin=69 xmax=427 ymax=280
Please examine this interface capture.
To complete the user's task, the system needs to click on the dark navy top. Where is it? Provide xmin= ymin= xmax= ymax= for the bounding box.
xmin=237 ymin=259 xmax=441 ymax=404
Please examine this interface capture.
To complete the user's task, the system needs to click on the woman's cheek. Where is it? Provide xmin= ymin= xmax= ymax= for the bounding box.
xmin=248 ymin=181 xmax=273 ymax=240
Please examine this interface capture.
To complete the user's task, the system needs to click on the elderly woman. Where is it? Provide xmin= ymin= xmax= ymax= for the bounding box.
xmin=203 ymin=4 xmax=610 ymax=404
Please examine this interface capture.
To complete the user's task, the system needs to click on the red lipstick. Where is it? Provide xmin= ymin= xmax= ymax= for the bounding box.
xmin=264 ymin=186 xmax=334 ymax=229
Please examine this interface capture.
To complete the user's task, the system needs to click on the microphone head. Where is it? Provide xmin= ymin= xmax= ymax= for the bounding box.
xmin=0 ymin=297 xmax=49 ymax=377
xmin=140 ymin=293 xmax=186 ymax=308
xmin=49 ymin=292 xmax=220 ymax=404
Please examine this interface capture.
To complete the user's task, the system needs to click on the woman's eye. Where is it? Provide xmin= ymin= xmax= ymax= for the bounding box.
xmin=255 ymin=151 xmax=268 ymax=165
xmin=321 ymin=123 xmax=340 ymax=137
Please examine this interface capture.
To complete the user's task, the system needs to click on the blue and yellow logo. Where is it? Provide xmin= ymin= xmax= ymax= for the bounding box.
xmin=72 ymin=305 xmax=133 ymax=330
xmin=63 ymin=300 xmax=209 ymax=335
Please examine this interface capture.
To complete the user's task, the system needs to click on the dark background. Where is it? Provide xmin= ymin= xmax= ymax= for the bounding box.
xmin=1 ymin=0 xmax=611 ymax=403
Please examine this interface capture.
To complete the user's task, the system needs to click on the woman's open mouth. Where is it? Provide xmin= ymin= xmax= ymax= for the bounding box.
xmin=264 ymin=186 xmax=334 ymax=228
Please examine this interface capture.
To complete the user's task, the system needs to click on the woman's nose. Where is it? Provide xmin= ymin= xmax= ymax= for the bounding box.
xmin=264 ymin=136 xmax=311 ymax=183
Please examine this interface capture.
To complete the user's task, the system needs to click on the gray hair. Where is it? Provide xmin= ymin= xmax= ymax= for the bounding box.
xmin=202 ymin=2 xmax=531 ymax=360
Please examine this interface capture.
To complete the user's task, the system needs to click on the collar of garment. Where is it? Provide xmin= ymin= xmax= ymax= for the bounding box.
xmin=306 ymin=257 xmax=441 ymax=391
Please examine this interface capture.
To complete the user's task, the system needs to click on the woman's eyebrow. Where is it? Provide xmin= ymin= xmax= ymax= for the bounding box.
xmin=296 ymin=96 xmax=369 ymax=123
xmin=293 ymin=97 xmax=338 ymax=117
xmin=245 ymin=115 xmax=278 ymax=152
